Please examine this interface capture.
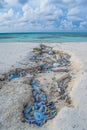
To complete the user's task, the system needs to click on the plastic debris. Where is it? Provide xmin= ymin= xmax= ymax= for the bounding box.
xmin=40 ymin=63 xmax=47 ymax=69
xmin=23 ymin=79 xmax=57 ymax=126
xmin=51 ymin=67 xmax=69 ymax=72
xmin=0 ymin=75 xmax=5 ymax=81
xmin=41 ymin=94 xmax=47 ymax=101
xmin=8 ymin=74 xmax=20 ymax=80
xmin=53 ymin=63 xmax=60 ymax=67
xmin=0 ymin=44 xmax=72 ymax=127
xmin=25 ymin=73 xmax=33 ymax=78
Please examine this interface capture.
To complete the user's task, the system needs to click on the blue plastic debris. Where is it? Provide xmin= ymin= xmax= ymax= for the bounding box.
xmin=33 ymin=89 xmax=40 ymax=97
xmin=8 ymin=74 xmax=20 ymax=80
xmin=27 ymin=119 xmax=35 ymax=124
xmin=40 ymin=64 xmax=47 ymax=68
xmin=39 ymin=105 xmax=46 ymax=113
xmin=35 ymin=94 xmax=40 ymax=102
xmin=31 ymin=80 xmax=39 ymax=88
xmin=41 ymin=94 xmax=47 ymax=101
xmin=34 ymin=103 xmax=39 ymax=109
xmin=23 ymin=79 xmax=57 ymax=127
xmin=24 ymin=105 xmax=32 ymax=115
xmin=34 ymin=111 xmax=45 ymax=121
xmin=45 ymin=69 xmax=51 ymax=73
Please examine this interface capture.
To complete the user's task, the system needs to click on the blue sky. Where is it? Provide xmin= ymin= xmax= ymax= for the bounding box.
xmin=0 ymin=0 xmax=87 ymax=32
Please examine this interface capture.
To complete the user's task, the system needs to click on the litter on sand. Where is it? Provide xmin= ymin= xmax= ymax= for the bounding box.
xmin=24 ymin=79 xmax=57 ymax=126
xmin=23 ymin=44 xmax=72 ymax=127
xmin=8 ymin=74 xmax=20 ymax=80
xmin=0 ymin=44 xmax=72 ymax=127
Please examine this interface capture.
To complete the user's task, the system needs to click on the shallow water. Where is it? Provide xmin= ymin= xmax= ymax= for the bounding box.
xmin=0 ymin=32 xmax=87 ymax=43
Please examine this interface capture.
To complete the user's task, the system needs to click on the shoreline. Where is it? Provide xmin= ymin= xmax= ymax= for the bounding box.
xmin=0 ymin=42 xmax=87 ymax=130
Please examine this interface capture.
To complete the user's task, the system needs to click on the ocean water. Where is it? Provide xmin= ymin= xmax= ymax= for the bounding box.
xmin=0 ymin=32 xmax=87 ymax=43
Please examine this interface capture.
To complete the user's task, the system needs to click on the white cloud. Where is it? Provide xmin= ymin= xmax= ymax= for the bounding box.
xmin=5 ymin=0 xmax=18 ymax=6
xmin=62 ymin=0 xmax=73 ymax=3
xmin=60 ymin=19 xmax=73 ymax=29
xmin=39 ymin=0 xmax=48 ymax=10
xmin=68 ymin=7 xmax=80 ymax=16
xmin=45 ymin=9 xmax=63 ymax=21
xmin=22 ymin=4 xmax=39 ymax=22
xmin=0 ymin=0 xmax=87 ymax=32
xmin=79 ymin=21 xmax=87 ymax=30
xmin=0 ymin=8 xmax=14 ymax=22
xmin=80 ymin=21 xmax=87 ymax=26
xmin=7 ymin=8 xmax=14 ymax=17
xmin=18 ymin=0 xmax=28 ymax=5
xmin=67 ymin=15 xmax=83 ymax=21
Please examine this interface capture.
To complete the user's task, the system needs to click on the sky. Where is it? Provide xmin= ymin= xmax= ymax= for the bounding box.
xmin=0 ymin=0 xmax=87 ymax=32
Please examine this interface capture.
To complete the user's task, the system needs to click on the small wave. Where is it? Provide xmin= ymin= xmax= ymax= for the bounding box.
xmin=0 ymin=36 xmax=16 ymax=39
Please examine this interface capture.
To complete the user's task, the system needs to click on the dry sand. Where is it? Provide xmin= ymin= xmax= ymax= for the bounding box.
xmin=0 ymin=42 xmax=40 ymax=74
xmin=0 ymin=42 xmax=87 ymax=130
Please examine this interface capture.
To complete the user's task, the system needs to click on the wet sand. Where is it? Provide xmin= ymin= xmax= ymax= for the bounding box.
xmin=0 ymin=42 xmax=87 ymax=130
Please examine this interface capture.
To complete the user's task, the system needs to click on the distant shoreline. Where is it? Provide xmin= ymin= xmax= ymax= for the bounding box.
xmin=0 ymin=32 xmax=87 ymax=43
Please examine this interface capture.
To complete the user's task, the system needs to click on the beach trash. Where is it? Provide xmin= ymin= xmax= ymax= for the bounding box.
xmin=45 ymin=68 xmax=51 ymax=73
xmin=34 ymin=111 xmax=45 ymax=121
xmin=24 ymin=101 xmax=56 ymax=127
xmin=34 ymin=103 xmax=39 ymax=109
xmin=8 ymin=74 xmax=20 ymax=80
xmin=19 ymin=71 xmax=26 ymax=77
xmin=24 ymin=105 xmax=32 ymax=115
xmin=24 ymin=78 xmax=57 ymax=126
xmin=41 ymin=94 xmax=47 ymax=101
xmin=53 ymin=63 xmax=60 ymax=68
xmin=40 ymin=63 xmax=47 ymax=68
xmin=51 ymin=67 xmax=69 ymax=72
xmin=21 ymin=45 xmax=71 ymax=127
xmin=0 ymin=44 xmax=72 ymax=128
xmin=0 ymin=75 xmax=5 ymax=81
xmin=33 ymin=89 xmax=40 ymax=97
xmin=25 ymin=73 xmax=33 ymax=78
xmin=31 ymin=80 xmax=39 ymax=88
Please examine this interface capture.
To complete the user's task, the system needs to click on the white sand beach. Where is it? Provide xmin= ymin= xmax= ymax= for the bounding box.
xmin=0 ymin=42 xmax=87 ymax=130
xmin=0 ymin=42 xmax=40 ymax=74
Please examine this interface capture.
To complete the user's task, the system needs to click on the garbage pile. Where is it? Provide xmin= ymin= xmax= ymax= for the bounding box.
xmin=30 ymin=44 xmax=71 ymax=73
xmin=23 ymin=44 xmax=72 ymax=127
xmin=24 ymin=79 xmax=57 ymax=126
xmin=0 ymin=68 xmax=32 ymax=86
xmin=0 ymin=44 xmax=72 ymax=126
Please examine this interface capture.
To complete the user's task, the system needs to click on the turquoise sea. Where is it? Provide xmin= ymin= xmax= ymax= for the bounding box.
xmin=0 ymin=32 xmax=87 ymax=43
